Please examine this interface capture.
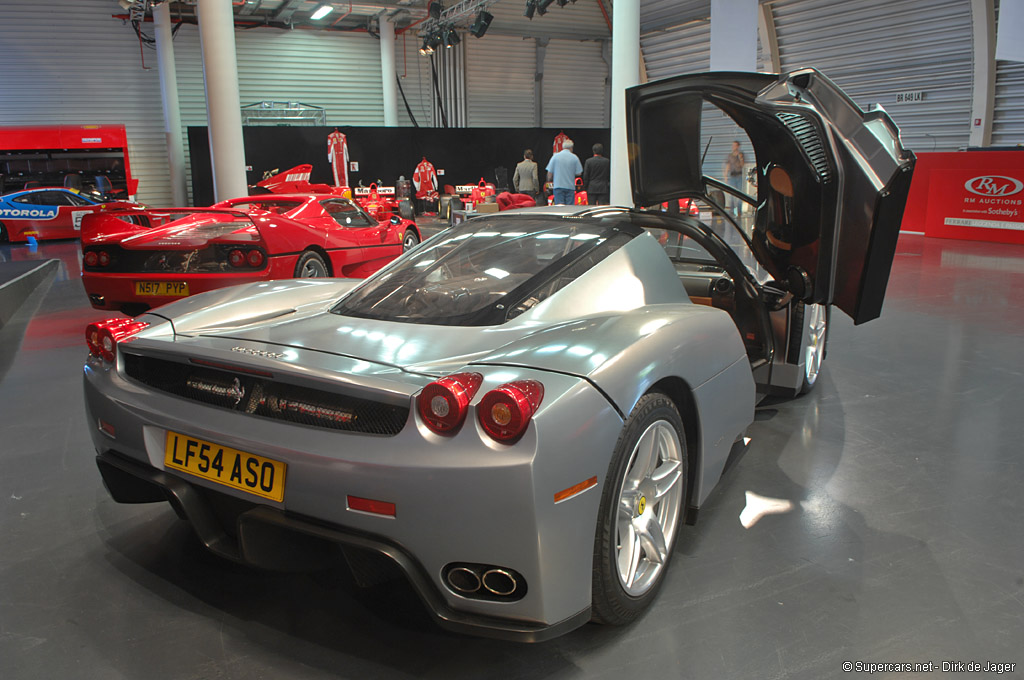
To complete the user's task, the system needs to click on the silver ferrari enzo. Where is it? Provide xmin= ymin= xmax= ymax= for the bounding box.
xmin=84 ymin=69 xmax=915 ymax=641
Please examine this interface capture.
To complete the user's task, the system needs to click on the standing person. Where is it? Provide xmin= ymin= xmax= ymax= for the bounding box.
xmin=725 ymin=140 xmax=746 ymax=216
xmin=546 ymin=139 xmax=583 ymax=206
xmin=582 ymin=143 xmax=610 ymax=205
xmin=513 ymin=149 xmax=539 ymax=203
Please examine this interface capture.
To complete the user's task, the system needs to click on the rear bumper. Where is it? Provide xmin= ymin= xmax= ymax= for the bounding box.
xmin=95 ymin=449 xmax=590 ymax=642
xmin=83 ymin=347 xmax=623 ymax=638
xmin=81 ymin=258 xmax=296 ymax=311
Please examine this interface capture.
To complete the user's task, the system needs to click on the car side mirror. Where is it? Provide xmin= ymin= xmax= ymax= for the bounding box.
xmin=390 ymin=215 xmax=401 ymax=225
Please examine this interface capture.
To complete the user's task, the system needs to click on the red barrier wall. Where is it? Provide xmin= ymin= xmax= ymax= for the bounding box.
xmin=901 ymin=151 xmax=1024 ymax=245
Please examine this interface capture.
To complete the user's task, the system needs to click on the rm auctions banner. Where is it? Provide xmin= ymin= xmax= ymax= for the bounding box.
xmin=903 ymin=151 xmax=1024 ymax=246
xmin=925 ymin=170 xmax=1024 ymax=245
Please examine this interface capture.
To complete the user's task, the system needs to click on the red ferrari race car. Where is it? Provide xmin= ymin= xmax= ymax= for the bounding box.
xmin=0 ymin=187 xmax=141 ymax=242
xmin=80 ymin=193 xmax=421 ymax=316
xmin=351 ymin=183 xmax=415 ymax=221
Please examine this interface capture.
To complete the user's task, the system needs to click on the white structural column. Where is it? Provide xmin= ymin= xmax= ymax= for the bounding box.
xmin=609 ymin=0 xmax=640 ymax=207
xmin=197 ymin=0 xmax=248 ymax=201
xmin=969 ymin=0 xmax=996 ymax=147
xmin=757 ymin=2 xmax=781 ymax=73
xmin=380 ymin=16 xmax=398 ymax=126
xmin=153 ymin=1 xmax=187 ymax=206
xmin=710 ymin=0 xmax=758 ymax=71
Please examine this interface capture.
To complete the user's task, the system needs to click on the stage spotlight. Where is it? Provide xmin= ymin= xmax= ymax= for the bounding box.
xmin=419 ymin=36 xmax=434 ymax=55
xmin=557 ymin=0 xmax=569 ymax=6
xmin=536 ymin=0 xmax=556 ymax=16
xmin=469 ymin=10 xmax=493 ymax=37
xmin=524 ymin=1 xmax=536 ymax=19
xmin=428 ymin=1 xmax=442 ymax=19
xmin=444 ymin=27 xmax=460 ymax=48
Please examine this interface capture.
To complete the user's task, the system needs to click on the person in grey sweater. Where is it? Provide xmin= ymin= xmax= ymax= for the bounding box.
xmin=513 ymin=149 xmax=539 ymax=203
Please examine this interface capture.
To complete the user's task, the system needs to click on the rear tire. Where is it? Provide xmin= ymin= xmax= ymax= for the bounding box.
xmin=592 ymin=392 xmax=687 ymax=625
xmin=0 ymin=221 xmax=8 ymax=243
xmin=294 ymin=250 xmax=329 ymax=278
xmin=398 ymin=198 xmax=415 ymax=220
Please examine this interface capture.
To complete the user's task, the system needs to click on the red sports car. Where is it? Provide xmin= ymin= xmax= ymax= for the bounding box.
xmin=0 ymin=187 xmax=141 ymax=242
xmin=80 ymin=194 xmax=421 ymax=316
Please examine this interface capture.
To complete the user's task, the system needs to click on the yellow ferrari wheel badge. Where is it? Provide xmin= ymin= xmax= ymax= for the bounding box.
xmin=637 ymin=495 xmax=647 ymax=515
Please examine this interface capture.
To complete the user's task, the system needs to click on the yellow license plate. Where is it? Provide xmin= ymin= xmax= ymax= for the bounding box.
xmin=135 ymin=281 xmax=190 ymax=297
xmin=164 ymin=431 xmax=286 ymax=502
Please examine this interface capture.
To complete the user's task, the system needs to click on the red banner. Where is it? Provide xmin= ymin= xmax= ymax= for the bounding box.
xmin=902 ymin=151 xmax=1024 ymax=245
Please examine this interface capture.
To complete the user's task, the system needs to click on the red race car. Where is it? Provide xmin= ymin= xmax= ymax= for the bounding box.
xmin=0 ymin=186 xmax=141 ymax=242
xmin=80 ymin=193 xmax=421 ymax=316
xmin=351 ymin=183 xmax=415 ymax=221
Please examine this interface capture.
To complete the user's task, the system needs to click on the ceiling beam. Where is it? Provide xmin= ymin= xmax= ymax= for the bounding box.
xmin=238 ymin=0 xmax=262 ymax=17
xmin=273 ymin=0 xmax=304 ymax=23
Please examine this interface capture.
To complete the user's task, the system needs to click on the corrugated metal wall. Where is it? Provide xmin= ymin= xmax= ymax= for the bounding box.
xmin=542 ymin=39 xmax=609 ymax=128
xmin=773 ymin=0 xmax=974 ymax=152
xmin=171 ymin=24 xmax=384 ymax=196
xmin=0 ymin=0 xmax=170 ymax=206
xmin=992 ymin=1 xmax=1024 ymax=146
xmin=465 ymin=35 xmax=537 ymax=126
xmin=396 ymin=31 xmax=434 ymax=127
xmin=992 ymin=61 xmax=1024 ymax=146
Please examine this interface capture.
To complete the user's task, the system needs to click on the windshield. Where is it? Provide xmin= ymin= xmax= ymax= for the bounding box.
xmin=332 ymin=217 xmax=637 ymax=326
xmin=228 ymin=199 xmax=303 ymax=214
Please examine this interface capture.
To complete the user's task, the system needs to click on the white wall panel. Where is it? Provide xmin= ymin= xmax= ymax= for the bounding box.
xmin=773 ymin=0 xmax=974 ymax=152
xmin=0 ymin=0 xmax=170 ymax=206
xmin=466 ymin=35 xmax=537 ymax=126
xmin=542 ymin=39 xmax=609 ymax=128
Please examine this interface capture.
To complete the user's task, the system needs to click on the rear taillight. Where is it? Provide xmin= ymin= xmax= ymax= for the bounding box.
xmin=97 ymin=251 xmax=111 ymax=267
xmin=85 ymin=318 xmax=149 ymax=362
xmin=83 ymin=251 xmax=99 ymax=267
xmin=228 ymin=249 xmax=246 ymax=267
xmin=417 ymin=372 xmax=483 ymax=435
xmin=478 ymin=381 xmax=544 ymax=442
xmin=247 ymin=249 xmax=265 ymax=267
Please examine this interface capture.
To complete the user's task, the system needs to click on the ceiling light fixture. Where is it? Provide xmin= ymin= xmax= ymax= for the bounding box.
xmin=524 ymin=1 xmax=536 ymax=19
xmin=469 ymin=10 xmax=493 ymax=38
xmin=428 ymin=1 xmax=442 ymax=20
xmin=310 ymin=4 xmax=333 ymax=20
xmin=536 ymin=0 xmax=556 ymax=15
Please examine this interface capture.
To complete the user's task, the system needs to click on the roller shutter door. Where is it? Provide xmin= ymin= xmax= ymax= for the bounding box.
xmin=466 ymin=35 xmax=536 ymax=127
xmin=773 ymin=0 xmax=973 ymax=152
xmin=542 ymin=39 xmax=608 ymax=128
xmin=992 ymin=61 xmax=1024 ymax=146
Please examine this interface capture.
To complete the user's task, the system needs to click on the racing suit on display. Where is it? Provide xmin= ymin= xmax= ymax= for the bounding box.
xmin=327 ymin=130 xmax=349 ymax=188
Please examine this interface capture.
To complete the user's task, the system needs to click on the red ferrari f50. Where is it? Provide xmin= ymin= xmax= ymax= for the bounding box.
xmin=80 ymin=193 xmax=421 ymax=316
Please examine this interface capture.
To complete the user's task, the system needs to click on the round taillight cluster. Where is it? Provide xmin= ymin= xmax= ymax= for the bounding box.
xmin=417 ymin=374 xmax=545 ymax=442
xmin=85 ymin=318 xmax=150 ymax=363
xmin=417 ymin=372 xmax=483 ymax=433
xmin=478 ymin=380 xmax=544 ymax=442
xmin=84 ymin=250 xmax=111 ymax=267
xmin=228 ymin=248 xmax=266 ymax=269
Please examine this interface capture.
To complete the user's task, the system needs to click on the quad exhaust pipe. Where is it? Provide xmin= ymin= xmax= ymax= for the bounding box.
xmin=444 ymin=563 xmax=525 ymax=600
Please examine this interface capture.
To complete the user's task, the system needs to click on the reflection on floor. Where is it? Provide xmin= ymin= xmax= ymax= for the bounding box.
xmin=1 ymin=232 xmax=1022 ymax=679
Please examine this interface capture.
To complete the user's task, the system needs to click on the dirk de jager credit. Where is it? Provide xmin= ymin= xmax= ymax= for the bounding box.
xmin=841 ymin=660 xmax=1017 ymax=674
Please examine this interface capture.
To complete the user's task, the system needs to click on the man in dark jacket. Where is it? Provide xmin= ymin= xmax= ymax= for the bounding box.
xmin=582 ymin=143 xmax=610 ymax=205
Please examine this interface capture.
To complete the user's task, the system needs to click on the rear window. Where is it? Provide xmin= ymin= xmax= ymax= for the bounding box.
xmin=332 ymin=217 xmax=637 ymax=326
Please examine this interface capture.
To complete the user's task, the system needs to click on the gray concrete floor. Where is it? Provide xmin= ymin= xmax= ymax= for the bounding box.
xmin=1 ymin=231 xmax=1022 ymax=679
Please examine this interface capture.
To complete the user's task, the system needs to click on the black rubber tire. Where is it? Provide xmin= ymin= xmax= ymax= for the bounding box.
xmin=0 ymin=221 xmax=8 ymax=243
xmin=398 ymin=198 xmax=415 ymax=220
xmin=294 ymin=250 xmax=329 ymax=278
xmin=402 ymin=228 xmax=420 ymax=252
xmin=591 ymin=392 xmax=687 ymax=625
